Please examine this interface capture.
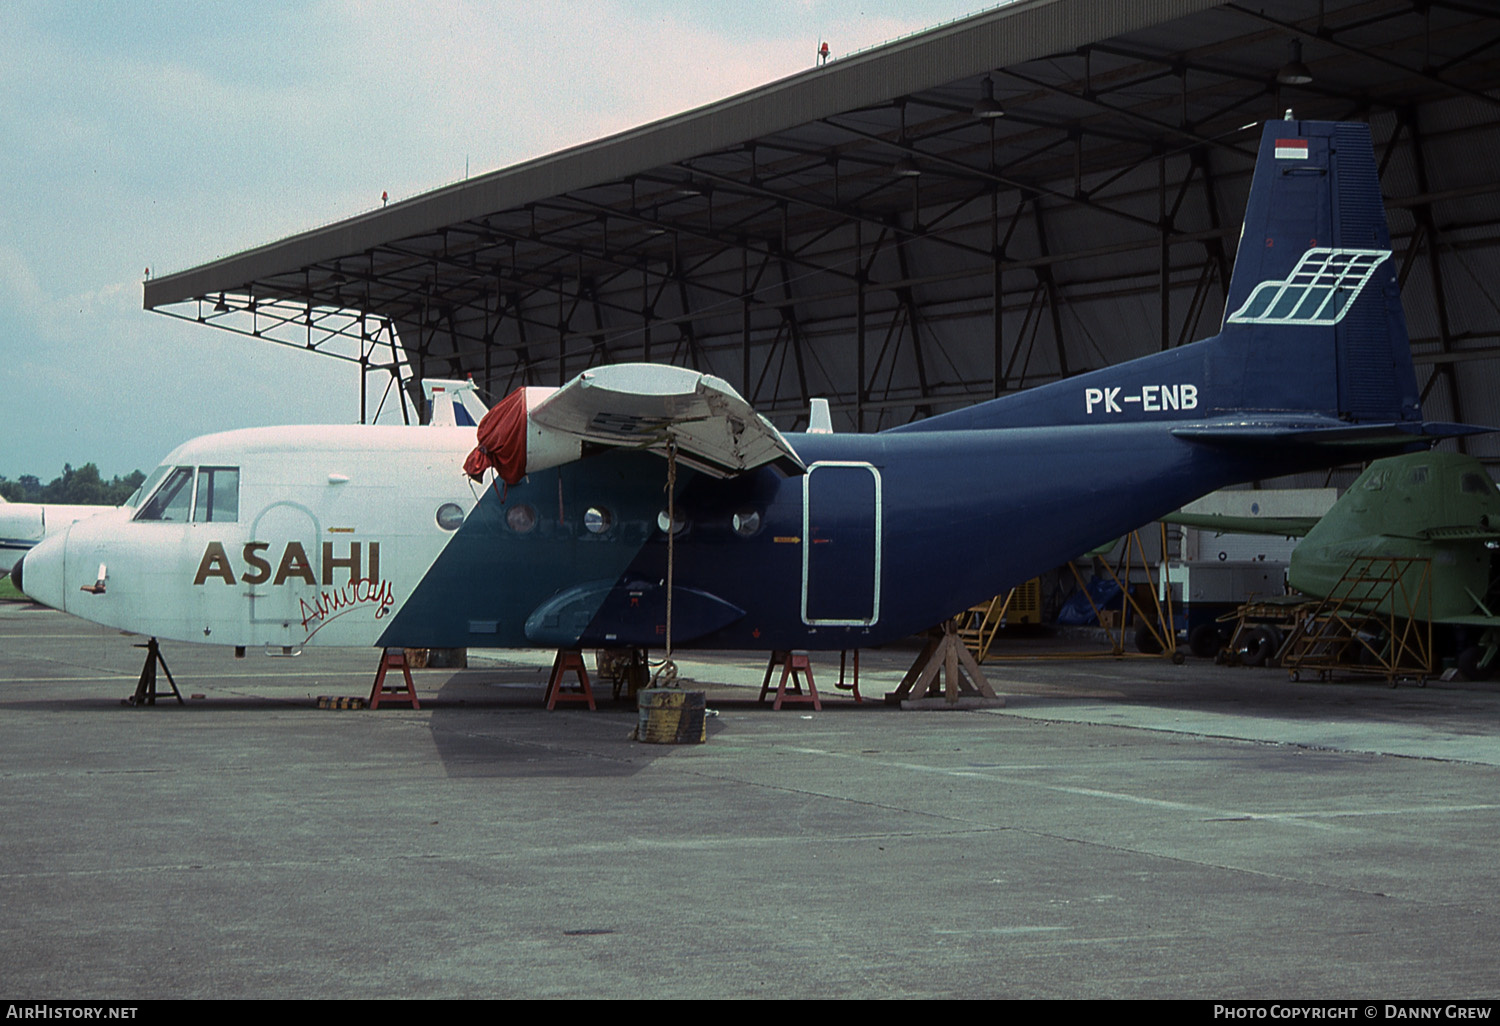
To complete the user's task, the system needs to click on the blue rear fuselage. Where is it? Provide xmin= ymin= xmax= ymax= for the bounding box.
xmin=378 ymin=422 xmax=1298 ymax=650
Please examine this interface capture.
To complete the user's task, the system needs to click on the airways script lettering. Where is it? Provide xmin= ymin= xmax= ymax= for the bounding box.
xmin=298 ymin=578 xmax=395 ymax=631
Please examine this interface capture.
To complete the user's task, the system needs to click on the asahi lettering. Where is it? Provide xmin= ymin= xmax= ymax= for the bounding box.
xmin=193 ymin=539 xmax=395 ymax=634
xmin=193 ymin=540 xmax=382 ymax=587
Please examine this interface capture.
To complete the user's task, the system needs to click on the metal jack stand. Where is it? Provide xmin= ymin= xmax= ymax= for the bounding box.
xmin=128 ymin=638 xmax=184 ymax=706
xmin=835 ymin=649 xmax=863 ymax=702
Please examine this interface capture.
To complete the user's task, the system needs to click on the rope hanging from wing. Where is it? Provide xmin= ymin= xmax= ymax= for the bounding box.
xmin=650 ymin=436 xmax=679 ymax=689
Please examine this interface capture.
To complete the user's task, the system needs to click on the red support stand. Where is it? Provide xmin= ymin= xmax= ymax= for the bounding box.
xmin=545 ymin=649 xmax=597 ymax=710
xmin=759 ymin=650 xmax=822 ymax=711
xmin=370 ymin=648 xmax=420 ymax=710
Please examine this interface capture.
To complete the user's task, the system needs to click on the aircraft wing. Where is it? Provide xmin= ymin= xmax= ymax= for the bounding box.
xmin=466 ymin=364 xmax=805 ymax=485
xmin=1162 ymin=511 xmax=1321 ymax=537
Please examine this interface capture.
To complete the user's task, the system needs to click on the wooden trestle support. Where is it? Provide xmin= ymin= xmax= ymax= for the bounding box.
xmin=886 ymin=620 xmax=1004 ymax=707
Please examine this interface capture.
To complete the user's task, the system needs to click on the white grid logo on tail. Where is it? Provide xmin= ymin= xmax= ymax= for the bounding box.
xmin=1226 ymin=248 xmax=1391 ymax=326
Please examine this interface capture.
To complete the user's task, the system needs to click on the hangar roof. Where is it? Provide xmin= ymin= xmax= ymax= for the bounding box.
xmin=144 ymin=0 xmax=1500 ymax=467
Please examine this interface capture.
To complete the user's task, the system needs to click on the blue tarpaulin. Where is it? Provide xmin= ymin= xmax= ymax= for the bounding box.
xmin=1056 ymin=577 xmax=1122 ymax=626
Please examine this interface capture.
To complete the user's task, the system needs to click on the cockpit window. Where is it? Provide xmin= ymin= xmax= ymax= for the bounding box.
xmin=1462 ymin=472 xmax=1497 ymax=496
xmin=126 ymin=465 xmax=171 ymax=509
xmin=135 ymin=467 xmax=195 ymax=522
xmin=193 ymin=467 xmax=240 ymax=523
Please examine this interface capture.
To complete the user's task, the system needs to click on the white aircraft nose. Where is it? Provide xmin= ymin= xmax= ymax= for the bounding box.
xmin=18 ymin=529 xmax=67 ymax=613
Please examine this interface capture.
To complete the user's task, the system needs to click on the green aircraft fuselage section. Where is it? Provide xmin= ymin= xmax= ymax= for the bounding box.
xmin=1290 ymin=452 xmax=1500 ymax=622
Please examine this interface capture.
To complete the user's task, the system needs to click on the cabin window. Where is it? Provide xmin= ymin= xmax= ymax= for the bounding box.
xmin=656 ymin=510 xmax=687 ymax=535
xmin=435 ymin=503 xmax=465 ymax=531
xmin=584 ymin=506 xmax=612 ymax=534
xmin=732 ymin=509 xmax=762 ymax=537
xmin=1407 ymin=465 xmax=1429 ymax=486
xmin=193 ymin=467 xmax=240 ymax=523
xmin=134 ymin=466 xmax=195 ymax=522
xmin=1463 ymin=473 xmax=1496 ymax=496
xmin=506 ymin=504 xmax=537 ymax=534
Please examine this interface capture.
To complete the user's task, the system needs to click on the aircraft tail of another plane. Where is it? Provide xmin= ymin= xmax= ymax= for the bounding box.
xmin=888 ymin=117 xmax=1479 ymax=447
xmin=422 ymin=378 xmax=488 ymax=427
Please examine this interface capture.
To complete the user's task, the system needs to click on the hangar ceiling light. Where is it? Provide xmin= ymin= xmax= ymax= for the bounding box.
xmin=1276 ymin=38 xmax=1314 ymax=86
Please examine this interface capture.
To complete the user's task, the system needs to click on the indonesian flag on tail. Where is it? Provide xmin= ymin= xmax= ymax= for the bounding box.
xmin=1275 ymin=138 xmax=1309 ymax=160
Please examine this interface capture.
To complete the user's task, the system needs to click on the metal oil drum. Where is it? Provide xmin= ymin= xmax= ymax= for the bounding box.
xmin=636 ymin=690 xmax=707 ymax=744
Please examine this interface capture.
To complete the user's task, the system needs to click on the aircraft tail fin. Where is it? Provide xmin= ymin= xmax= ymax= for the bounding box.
xmin=1212 ymin=116 xmax=1420 ymax=423
xmin=886 ymin=117 xmax=1477 ymax=445
xmin=422 ymin=378 xmax=488 ymax=427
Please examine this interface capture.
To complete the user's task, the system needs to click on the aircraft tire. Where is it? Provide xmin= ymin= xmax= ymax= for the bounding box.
xmin=1188 ymin=624 xmax=1223 ymax=660
xmin=1457 ymin=646 xmax=1496 ymax=682
xmin=1240 ymin=627 xmax=1280 ymax=667
xmin=1134 ymin=623 xmax=1163 ymax=655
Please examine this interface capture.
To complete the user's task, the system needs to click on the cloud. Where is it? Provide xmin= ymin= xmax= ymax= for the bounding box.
xmin=0 ymin=245 xmax=46 ymax=320
xmin=0 ymin=0 xmax=983 ymax=479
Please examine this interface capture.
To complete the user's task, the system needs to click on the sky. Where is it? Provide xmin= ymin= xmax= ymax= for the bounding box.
xmin=0 ymin=0 xmax=995 ymax=482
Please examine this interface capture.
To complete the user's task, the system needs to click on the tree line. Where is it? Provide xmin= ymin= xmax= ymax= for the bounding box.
xmin=0 ymin=464 xmax=147 ymax=506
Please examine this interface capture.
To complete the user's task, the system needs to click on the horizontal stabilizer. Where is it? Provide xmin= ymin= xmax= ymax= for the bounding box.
xmin=1418 ymin=526 xmax=1500 ymax=542
xmin=1171 ymin=418 xmax=1490 ymax=449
